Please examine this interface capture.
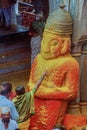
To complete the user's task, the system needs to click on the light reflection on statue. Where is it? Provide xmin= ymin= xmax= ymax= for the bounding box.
xmin=28 ymin=1 xmax=80 ymax=130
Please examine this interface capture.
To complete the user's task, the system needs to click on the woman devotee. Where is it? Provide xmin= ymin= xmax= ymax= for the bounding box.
xmin=12 ymin=71 xmax=47 ymax=130
xmin=29 ymin=11 xmax=45 ymax=65
xmin=28 ymin=1 xmax=80 ymax=130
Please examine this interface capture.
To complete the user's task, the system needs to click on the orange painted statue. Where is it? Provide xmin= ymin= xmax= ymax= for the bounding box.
xmin=28 ymin=2 xmax=80 ymax=130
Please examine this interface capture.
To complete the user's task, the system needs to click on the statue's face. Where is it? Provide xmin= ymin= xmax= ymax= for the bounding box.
xmin=41 ymin=31 xmax=63 ymax=59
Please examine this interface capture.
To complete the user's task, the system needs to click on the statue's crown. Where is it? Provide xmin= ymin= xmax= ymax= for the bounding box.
xmin=45 ymin=0 xmax=72 ymax=35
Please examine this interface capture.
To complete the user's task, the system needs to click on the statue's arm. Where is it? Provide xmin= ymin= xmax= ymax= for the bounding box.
xmin=35 ymin=62 xmax=79 ymax=100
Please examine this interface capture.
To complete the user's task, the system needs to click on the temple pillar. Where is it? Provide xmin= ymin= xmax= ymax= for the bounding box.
xmin=69 ymin=0 xmax=87 ymax=116
xmin=70 ymin=0 xmax=87 ymax=102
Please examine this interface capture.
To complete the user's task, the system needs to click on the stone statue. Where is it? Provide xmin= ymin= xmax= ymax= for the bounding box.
xmin=28 ymin=1 xmax=80 ymax=129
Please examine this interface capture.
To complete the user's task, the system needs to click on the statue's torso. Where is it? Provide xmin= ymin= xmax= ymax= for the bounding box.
xmin=29 ymin=54 xmax=78 ymax=99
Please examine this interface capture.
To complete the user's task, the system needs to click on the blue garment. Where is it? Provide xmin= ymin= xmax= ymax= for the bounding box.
xmin=0 ymin=95 xmax=19 ymax=120
xmin=0 ymin=118 xmax=18 ymax=130
xmin=0 ymin=7 xmax=11 ymax=26
xmin=11 ymin=4 xmax=17 ymax=25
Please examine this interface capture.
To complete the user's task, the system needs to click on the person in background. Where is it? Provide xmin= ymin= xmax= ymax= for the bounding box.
xmin=0 ymin=0 xmax=11 ymax=30
xmin=29 ymin=11 xmax=45 ymax=65
xmin=0 ymin=81 xmax=16 ymax=100
xmin=8 ymin=0 xmax=17 ymax=29
xmin=0 ymin=83 xmax=19 ymax=120
xmin=15 ymin=0 xmax=20 ymax=15
xmin=0 ymin=107 xmax=18 ymax=130
xmin=0 ymin=12 xmax=5 ymax=29
xmin=0 ymin=0 xmax=17 ymax=31
xmin=12 ymin=71 xmax=47 ymax=130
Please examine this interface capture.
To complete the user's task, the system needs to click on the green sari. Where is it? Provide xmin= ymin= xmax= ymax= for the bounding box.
xmin=13 ymin=88 xmax=36 ymax=123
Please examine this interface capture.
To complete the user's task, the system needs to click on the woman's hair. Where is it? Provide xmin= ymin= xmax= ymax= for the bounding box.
xmin=15 ymin=86 xmax=25 ymax=95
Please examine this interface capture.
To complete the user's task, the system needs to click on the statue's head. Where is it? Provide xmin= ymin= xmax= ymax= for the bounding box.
xmin=41 ymin=1 xmax=73 ymax=60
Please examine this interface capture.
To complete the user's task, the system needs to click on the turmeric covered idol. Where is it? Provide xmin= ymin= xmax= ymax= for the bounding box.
xmin=28 ymin=1 xmax=80 ymax=130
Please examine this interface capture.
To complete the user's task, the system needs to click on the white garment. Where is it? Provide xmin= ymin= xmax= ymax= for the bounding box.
xmin=15 ymin=0 xmax=20 ymax=15
xmin=0 ymin=119 xmax=18 ymax=130
xmin=11 ymin=4 xmax=17 ymax=25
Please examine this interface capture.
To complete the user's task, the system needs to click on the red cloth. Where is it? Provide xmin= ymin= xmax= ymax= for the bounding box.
xmin=9 ymin=92 xmax=16 ymax=100
xmin=29 ymin=98 xmax=67 ymax=130
xmin=22 ymin=12 xmax=35 ymax=27
xmin=63 ymin=114 xmax=87 ymax=130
